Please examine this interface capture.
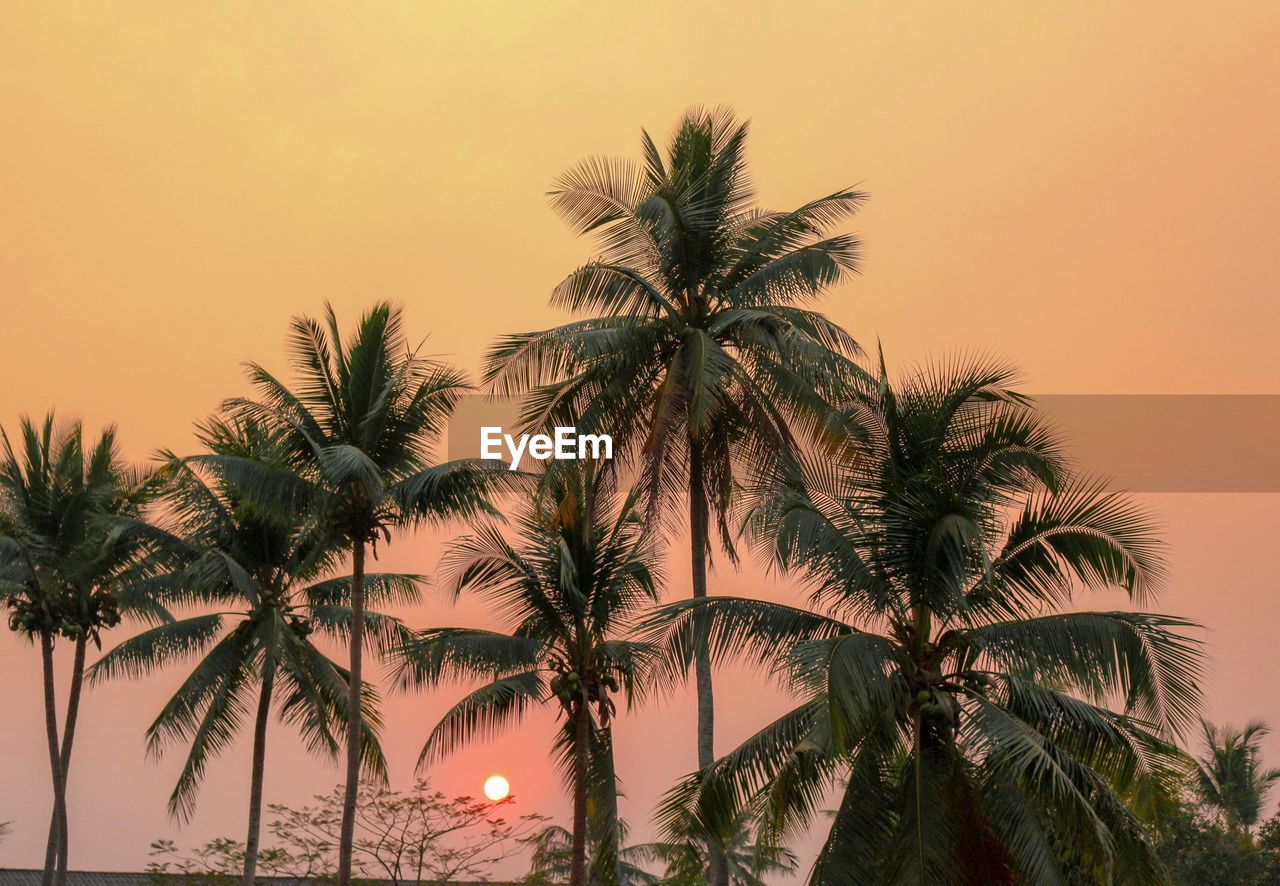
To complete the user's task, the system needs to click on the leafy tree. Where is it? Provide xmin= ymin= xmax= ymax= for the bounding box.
xmin=484 ymin=105 xmax=865 ymax=886
xmin=146 ymin=779 xmax=543 ymax=884
xmin=1195 ymin=720 xmax=1280 ymax=834
xmin=1255 ymin=815 xmax=1280 ymax=883
xmin=1152 ymin=801 xmax=1273 ymax=885
xmin=222 ymin=302 xmax=505 ymax=886
xmin=0 ymin=414 xmax=158 ymax=886
xmin=91 ymin=416 xmax=409 ymax=886
xmin=643 ymin=356 xmax=1204 ymax=884
xmin=394 ymin=462 xmax=658 ymax=886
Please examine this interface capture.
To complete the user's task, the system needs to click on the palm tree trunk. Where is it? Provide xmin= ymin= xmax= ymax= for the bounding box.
xmin=337 ymin=539 xmax=366 ymax=886
xmin=44 ymin=636 xmax=85 ymax=879
xmin=570 ymin=696 xmax=590 ymax=886
xmin=40 ymin=634 xmax=69 ymax=886
xmin=42 ymin=807 xmax=57 ymax=882
xmin=687 ymin=442 xmax=715 ymax=767
xmin=688 ymin=442 xmax=728 ymax=886
xmin=42 ymin=637 xmax=84 ymax=880
xmin=592 ymin=725 xmax=620 ymax=886
xmin=242 ymin=662 xmax=276 ymax=886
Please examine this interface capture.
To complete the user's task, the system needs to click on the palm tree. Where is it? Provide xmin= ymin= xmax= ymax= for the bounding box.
xmin=221 ymin=302 xmax=504 ymax=886
xmin=1195 ymin=720 xmax=1280 ymax=833
xmin=393 ymin=462 xmax=659 ymax=886
xmin=0 ymin=414 xmax=158 ymax=886
xmin=643 ymin=356 xmax=1204 ymax=884
xmin=484 ymin=107 xmax=866 ymax=884
xmin=90 ymin=416 xmax=414 ymax=886
xmin=526 ymin=809 xmax=798 ymax=886
xmin=636 ymin=807 xmax=799 ymax=886
xmin=524 ymin=823 xmax=663 ymax=885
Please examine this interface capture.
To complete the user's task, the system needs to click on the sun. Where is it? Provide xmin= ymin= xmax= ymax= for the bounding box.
xmin=483 ymin=774 xmax=510 ymax=801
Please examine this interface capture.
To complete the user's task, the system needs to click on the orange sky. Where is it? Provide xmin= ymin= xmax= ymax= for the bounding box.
xmin=2 ymin=1 xmax=1278 ymax=878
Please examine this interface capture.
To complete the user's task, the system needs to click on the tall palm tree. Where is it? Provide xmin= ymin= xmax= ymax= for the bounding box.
xmin=643 ymin=356 xmax=1204 ymax=884
xmin=1195 ymin=720 xmax=1280 ymax=833
xmin=0 ymin=414 xmax=158 ymax=886
xmin=393 ymin=462 xmax=659 ymax=886
xmin=221 ymin=302 xmax=504 ymax=886
xmin=484 ymin=107 xmax=866 ymax=884
xmin=90 ymin=416 xmax=413 ymax=886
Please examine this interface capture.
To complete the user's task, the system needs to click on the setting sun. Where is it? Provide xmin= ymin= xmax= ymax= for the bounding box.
xmin=483 ymin=775 xmax=510 ymax=802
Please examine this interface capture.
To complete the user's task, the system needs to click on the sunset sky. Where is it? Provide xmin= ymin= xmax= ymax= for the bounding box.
xmin=2 ymin=1 xmax=1278 ymax=877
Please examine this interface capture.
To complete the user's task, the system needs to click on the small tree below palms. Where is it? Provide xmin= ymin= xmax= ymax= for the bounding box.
xmin=146 ymin=780 xmax=543 ymax=884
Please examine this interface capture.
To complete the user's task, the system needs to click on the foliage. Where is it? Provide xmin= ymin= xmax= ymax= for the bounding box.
xmin=1195 ymin=719 xmax=1280 ymax=833
xmin=1146 ymin=720 xmax=1280 ymax=884
xmin=146 ymin=780 xmax=544 ymax=884
xmin=1151 ymin=802 xmax=1279 ymax=885
xmin=643 ymin=355 xmax=1205 ymax=884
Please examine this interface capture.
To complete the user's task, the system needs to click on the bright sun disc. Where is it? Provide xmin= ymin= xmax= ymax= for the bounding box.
xmin=483 ymin=774 xmax=510 ymax=801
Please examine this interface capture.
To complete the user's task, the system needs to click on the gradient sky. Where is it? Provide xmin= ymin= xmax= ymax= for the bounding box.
xmin=2 ymin=1 xmax=1278 ymax=878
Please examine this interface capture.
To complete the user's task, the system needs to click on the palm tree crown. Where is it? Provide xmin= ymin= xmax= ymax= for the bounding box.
xmin=486 ymin=105 xmax=865 ymax=541
xmin=1 ymin=415 xmax=157 ymax=643
xmin=394 ymin=463 xmax=660 ymax=886
xmin=644 ymin=357 xmax=1205 ymax=885
xmin=1195 ymin=719 xmax=1280 ymax=832
xmin=226 ymin=302 xmax=500 ymax=546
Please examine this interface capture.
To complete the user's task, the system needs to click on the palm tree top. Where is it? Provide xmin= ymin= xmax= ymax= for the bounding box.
xmin=756 ymin=353 xmax=1168 ymax=626
xmin=1 ymin=412 xmax=160 ymax=641
xmin=393 ymin=462 xmax=661 ymax=761
xmin=546 ymin=105 xmax=865 ymax=317
xmin=217 ymin=301 xmax=505 ymax=544
xmin=484 ymin=106 xmax=870 ymax=555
